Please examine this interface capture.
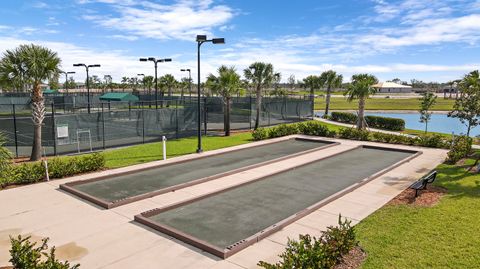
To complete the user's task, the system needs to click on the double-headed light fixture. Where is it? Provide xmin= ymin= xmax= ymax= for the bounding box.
xmin=180 ymin=68 xmax=192 ymax=97
xmin=60 ymin=71 xmax=75 ymax=94
xmin=139 ymin=57 xmax=172 ymax=109
xmin=196 ymin=35 xmax=225 ymax=153
xmin=73 ymin=63 xmax=101 ymax=113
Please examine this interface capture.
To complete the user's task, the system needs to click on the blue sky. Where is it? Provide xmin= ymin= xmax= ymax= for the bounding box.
xmin=0 ymin=0 xmax=480 ymax=83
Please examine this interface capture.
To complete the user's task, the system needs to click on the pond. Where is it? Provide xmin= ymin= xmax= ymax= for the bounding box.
xmin=316 ymin=111 xmax=479 ymax=137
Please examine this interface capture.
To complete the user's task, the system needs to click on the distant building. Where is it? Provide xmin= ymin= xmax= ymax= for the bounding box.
xmin=372 ymin=82 xmax=413 ymax=93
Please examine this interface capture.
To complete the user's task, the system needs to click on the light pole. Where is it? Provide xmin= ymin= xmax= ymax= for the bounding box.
xmin=196 ymin=35 xmax=225 ymax=153
xmin=139 ymin=57 xmax=172 ymax=109
xmin=60 ymin=71 xmax=75 ymax=94
xmin=73 ymin=63 xmax=101 ymax=113
xmin=180 ymin=68 xmax=192 ymax=98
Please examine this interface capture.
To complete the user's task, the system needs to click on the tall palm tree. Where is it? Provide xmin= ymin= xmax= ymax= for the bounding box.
xmin=319 ymin=70 xmax=343 ymax=116
xmin=160 ymin=74 xmax=177 ymax=107
xmin=302 ymin=75 xmax=320 ymax=97
xmin=344 ymin=73 xmax=378 ymax=130
xmin=244 ymin=62 xmax=276 ymax=130
xmin=121 ymin=76 xmax=129 ymax=92
xmin=0 ymin=44 xmax=61 ymax=160
xmin=206 ymin=66 xmax=241 ymax=136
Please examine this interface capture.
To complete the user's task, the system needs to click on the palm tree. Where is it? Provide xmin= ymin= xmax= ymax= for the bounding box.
xmin=0 ymin=44 xmax=61 ymax=160
xmin=344 ymin=74 xmax=378 ymax=130
xmin=159 ymin=74 xmax=177 ymax=107
xmin=319 ymin=70 xmax=343 ymax=116
xmin=302 ymin=75 xmax=320 ymax=97
xmin=244 ymin=62 xmax=276 ymax=130
xmin=121 ymin=76 xmax=129 ymax=92
xmin=206 ymin=66 xmax=241 ymax=136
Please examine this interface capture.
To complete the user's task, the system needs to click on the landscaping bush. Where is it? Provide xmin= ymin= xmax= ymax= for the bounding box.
xmin=298 ymin=121 xmax=336 ymax=137
xmin=446 ymin=135 xmax=472 ymax=164
xmin=330 ymin=111 xmax=357 ymax=124
xmin=258 ymin=215 xmax=357 ymax=269
xmin=364 ymin=115 xmax=405 ymax=131
xmin=252 ymin=128 xmax=268 ymax=141
xmin=1 ymin=153 xmax=105 ymax=188
xmin=9 ymin=235 xmax=79 ymax=269
xmin=416 ymin=134 xmax=447 ymax=148
xmin=330 ymin=112 xmax=405 ymax=131
xmin=339 ymin=128 xmax=370 ymax=141
xmin=268 ymin=124 xmax=299 ymax=138
xmin=371 ymin=132 xmax=418 ymax=145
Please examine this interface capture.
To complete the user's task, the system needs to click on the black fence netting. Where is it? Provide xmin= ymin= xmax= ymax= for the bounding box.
xmin=0 ymin=95 xmax=312 ymax=157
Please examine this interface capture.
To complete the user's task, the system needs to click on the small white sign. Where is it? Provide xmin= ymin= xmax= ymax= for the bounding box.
xmin=57 ymin=124 xmax=69 ymax=138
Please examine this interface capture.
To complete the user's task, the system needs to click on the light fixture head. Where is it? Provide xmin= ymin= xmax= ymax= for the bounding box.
xmin=163 ymin=58 xmax=172 ymax=62
xmin=148 ymin=57 xmax=155 ymax=61
xmin=73 ymin=63 xmax=84 ymax=67
xmin=139 ymin=58 xmax=148 ymax=62
xmin=212 ymin=38 xmax=225 ymax=44
xmin=196 ymin=35 xmax=207 ymax=42
xmin=67 ymin=71 xmax=76 ymax=74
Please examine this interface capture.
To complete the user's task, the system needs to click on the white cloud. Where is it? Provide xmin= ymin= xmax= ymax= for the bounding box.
xmin=80 ymin=0 xmax=236 ymax=41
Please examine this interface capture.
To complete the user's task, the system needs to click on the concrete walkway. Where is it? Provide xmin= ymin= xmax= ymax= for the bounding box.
xmin=0 ymin=136 xmax=447 ymax=268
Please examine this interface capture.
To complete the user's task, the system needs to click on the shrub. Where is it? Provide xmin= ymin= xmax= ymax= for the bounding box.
xmin=330 ymin=112 xmax=357 ymax=124
xmin=252 ymin=128 xmax=269 ymax=141
xmin=364 ymin=115 xmax=405 ymax=131
xmin=258 ymin=215 xmax=356 ymax=269
xmin=330 ymin=112 xmax=405 ymax=131
xmin=0 ymin=132 xmax=12 ymax=171
xmin=417 ymin=134 xmax=447 ymax=148
xmin=9 ymin=235 xmax=79 ymax=269
xmin=446 ymin=135 xmax=472 ymax=164
xmin=339 ymin=128 xmax=370 ymax=141
xmin=1 ymin=153 xmax=105 ymax=188
xmin=298 ymin=121 xmax=336 ymax=137
xmin=268 ymin=124 xmax=299 ymax=138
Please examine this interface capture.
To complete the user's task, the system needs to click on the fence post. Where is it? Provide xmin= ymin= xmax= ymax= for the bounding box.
xmin=101 ymin=103 xmax=106 ymax=149
xmin=142 ymin=101 xmax=145 ymax=144
xmin=51 ymin=102 xmax=57 ymax=156
xmin=203 ymin=97 xmax=207 ymax=135
xmin=175 ymin=100 xmax=179 ymax=139
xmin=12 ymin=104 xmax=18 ymax=158
xmin=249 ymin=95 xmax=252 ymax=130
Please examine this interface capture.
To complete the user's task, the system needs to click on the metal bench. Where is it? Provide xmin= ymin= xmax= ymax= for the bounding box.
xmin=410 ymin=171 xmax=437 ymax=197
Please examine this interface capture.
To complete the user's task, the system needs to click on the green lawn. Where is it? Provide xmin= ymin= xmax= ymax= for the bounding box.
xmin=315 ymin=97 xmax=455 ymax=111
xmin=102 ymin=132 xmax=253 ymax=168
xmin=356 ymin=154 xmax=480 ymax=268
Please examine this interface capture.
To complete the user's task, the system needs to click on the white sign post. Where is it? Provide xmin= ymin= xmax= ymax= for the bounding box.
xmin=162 ymin=136 xmax=167 ymax=160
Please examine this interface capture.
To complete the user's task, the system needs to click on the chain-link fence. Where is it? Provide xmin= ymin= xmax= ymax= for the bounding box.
xmin=0 ymin=95 xmax=313 ymax=157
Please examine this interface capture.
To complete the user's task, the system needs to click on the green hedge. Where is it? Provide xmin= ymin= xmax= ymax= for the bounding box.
xmin=252 ymin=121 xmax=452 ymax=150
xmin=330 ymin=112 xmax=405 ymax=131
xmin=252 ymin=121 xmax=336 ymax=141
xmin=0 ymin=153 xmax=105 ymax=188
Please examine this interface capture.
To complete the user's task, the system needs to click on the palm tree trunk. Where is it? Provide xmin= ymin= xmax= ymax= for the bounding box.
xmin=425 ymin=121 xmax=428 ymax=134
xmin=467 ymin=123 xmax=471 ymax=137
xmin=225 ymin=97 xmax=231 ymax=136
xmin=325 ymin=86 xmax=332 ymax=115
xmin=30 ymin=83 xmax=45 ymax=161
xmin=357 ymin=97 xmax=366 ymax=130
xmin=254 ymin=85 xmax=262 ymax=130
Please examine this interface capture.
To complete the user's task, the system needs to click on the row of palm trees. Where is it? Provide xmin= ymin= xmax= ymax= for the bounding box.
xmin=0 ymin=43 xmax=380 ymax=160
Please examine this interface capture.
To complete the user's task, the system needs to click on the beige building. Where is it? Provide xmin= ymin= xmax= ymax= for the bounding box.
xmin=372 ymin=82 xmax=413 ymax=93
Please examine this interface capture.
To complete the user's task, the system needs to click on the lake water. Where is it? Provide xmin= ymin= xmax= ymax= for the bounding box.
xmin=316 ymin=112 xmax=479 ymax=137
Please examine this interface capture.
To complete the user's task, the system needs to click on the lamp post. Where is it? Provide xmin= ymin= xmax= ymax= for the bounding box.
xmin=180 ymin=68 xmax=192 ymax=98
xmin=196 ymin=35 xmax=225 ymax=153
xmin=139 ymin=57 xmax=172 ymax=109
xmin=60 ymin=71 xmax=75 ymax=94
xmin=73 ymin=63 xmax=101 ymax=113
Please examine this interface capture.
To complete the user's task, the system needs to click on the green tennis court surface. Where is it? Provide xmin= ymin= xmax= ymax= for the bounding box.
xmin=67 ymin=138 xmax=331 ymax=205
xmin=143 ymin=146 xmax=415 ymax=253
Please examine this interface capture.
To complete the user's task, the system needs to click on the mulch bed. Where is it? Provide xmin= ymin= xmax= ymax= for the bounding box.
xmin=388 ymin=185 xmax=447 ymax=207
xmin=334 ymin=246 xmax=367 ymax=269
